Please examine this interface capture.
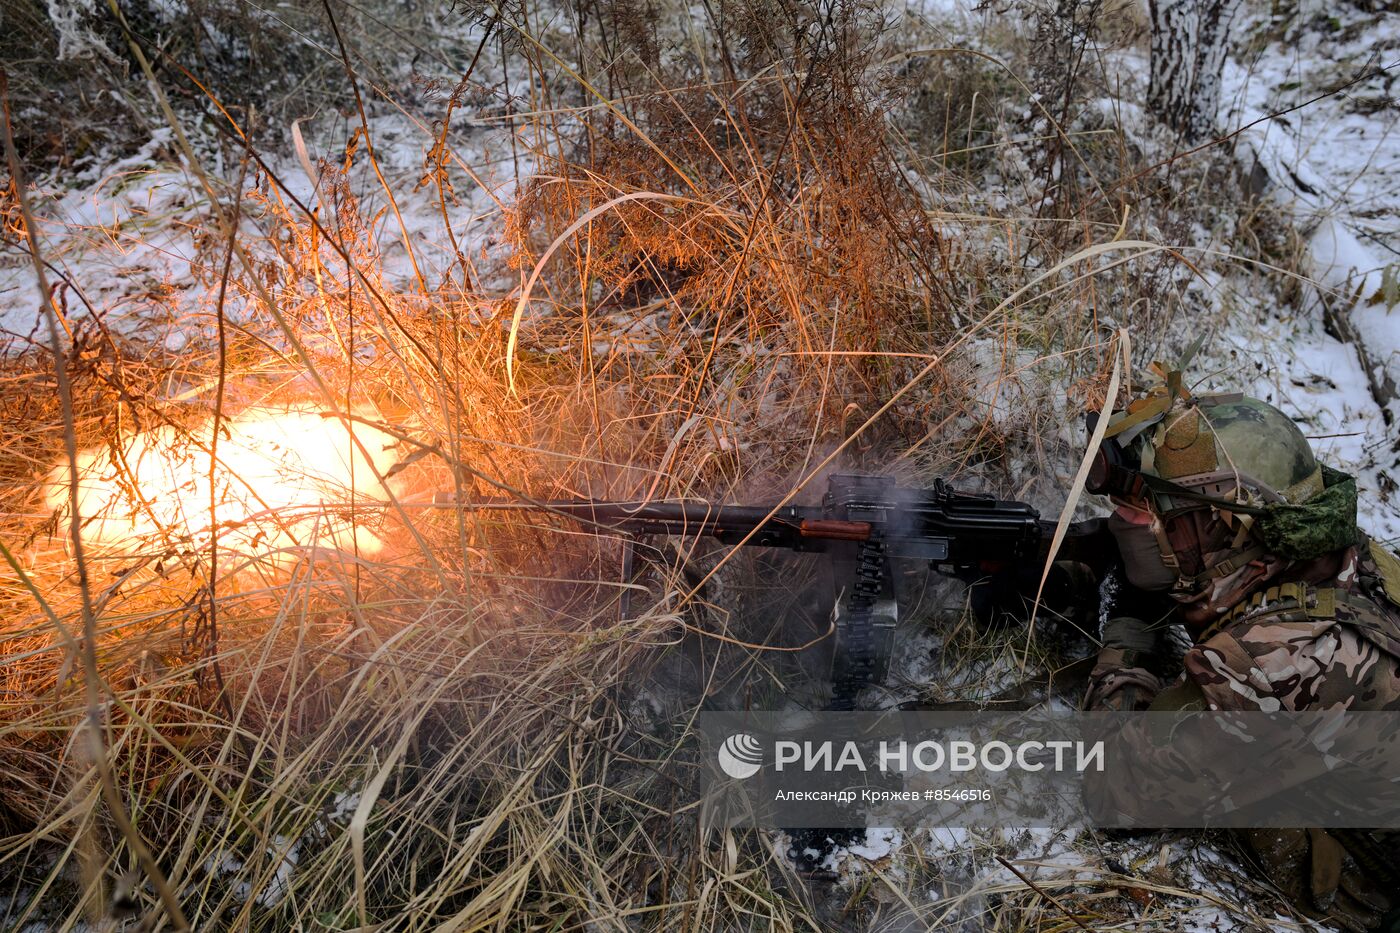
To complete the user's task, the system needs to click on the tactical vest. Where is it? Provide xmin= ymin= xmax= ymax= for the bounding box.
xmin=1197 ymin=538 xmax=1400 ymax=898
xmin=1197 ymin=536 xmax=1400 ymax=662
xmin=1361 ymin=535 xmax=1400 ymax=615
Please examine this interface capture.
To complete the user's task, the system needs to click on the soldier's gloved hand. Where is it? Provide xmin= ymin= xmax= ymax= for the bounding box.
xmin=966 ymin=560 xmax=1096 ymax=630
xmin=1240 ymin=829 xmax=1392 ymax=932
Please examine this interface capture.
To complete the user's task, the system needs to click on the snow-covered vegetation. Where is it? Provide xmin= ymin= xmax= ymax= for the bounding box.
xmin=1 ymin=0 xmax=1396 ymax=928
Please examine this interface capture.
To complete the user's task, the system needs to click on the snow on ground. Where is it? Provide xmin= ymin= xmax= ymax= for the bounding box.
xmin=0 ymin=127 xmax=200 ymax=348
xmin=0 ymin=14 xmax=522 ymax=352
xmin=896 ymin=0 xmax=1400 ymax=547
xmin=4 ymin=0 xmax=1398 ymax=926
xmin=1221 ymin=0 xmax=1400 ymax=544
xmin=803 ymin=824 xmax=1306 ymax=930
xmin=814 ymin=1 xmax=1399 ymax=925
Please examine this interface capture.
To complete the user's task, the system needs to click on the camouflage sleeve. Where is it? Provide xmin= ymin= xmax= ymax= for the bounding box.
xmin=1080 ymin=697 xmax=1352 ymax=826
xmin=1083 ymin=647 xmax=1165 ymax=711
xmin=1082 ymin=615 xmax=1173 ymax=712
xmin=1085 ymin=598 xmax=1400 ymax=825
xmin=1183 ymin=617 xmax=1400 ymax=712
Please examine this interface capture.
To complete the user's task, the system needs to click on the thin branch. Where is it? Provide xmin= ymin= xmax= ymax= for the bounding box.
xmin=0 ymin=66 xmax=191 ymax=932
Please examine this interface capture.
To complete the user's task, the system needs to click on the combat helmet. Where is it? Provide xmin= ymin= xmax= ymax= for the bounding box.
xmin=1087 ymin=355 xmax=1359 ymax=595
xmin=1120 ymin=389 xmax=1324 ymax=505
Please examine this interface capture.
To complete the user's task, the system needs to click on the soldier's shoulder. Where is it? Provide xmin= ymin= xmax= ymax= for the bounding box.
xmin=1353 ymin=535 xmax=1400 ymax=610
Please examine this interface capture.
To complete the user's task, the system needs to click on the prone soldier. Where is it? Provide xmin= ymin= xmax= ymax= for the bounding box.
xmin=1080 ymin=373 xmax=1400 ymax=931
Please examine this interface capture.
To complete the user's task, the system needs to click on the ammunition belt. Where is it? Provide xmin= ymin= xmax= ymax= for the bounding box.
xmin=1198 ymin=582 xmax=1336 ymax=642
xmin=828 ymin=532 xmax=886 ymax=711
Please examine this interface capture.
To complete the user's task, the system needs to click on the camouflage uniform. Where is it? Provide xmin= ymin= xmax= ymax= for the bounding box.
xmin=1085 ymin=537 xmax=1400 ymax=714
xmin=1082 ymin=538 xmax=1400 ymax=930
xmin=1078 ymin=382 xmax=1400 ymax=931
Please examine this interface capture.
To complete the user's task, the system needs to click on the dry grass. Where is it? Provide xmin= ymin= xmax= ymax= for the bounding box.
xmin=0 ymin=0 xmax=1288 ymax=928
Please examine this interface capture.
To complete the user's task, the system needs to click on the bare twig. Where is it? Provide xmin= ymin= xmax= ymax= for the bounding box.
xmin=0 ymin=66 xmax=190 ymax=931
xmin=994 ymin=854 xmax=1096 ymax=933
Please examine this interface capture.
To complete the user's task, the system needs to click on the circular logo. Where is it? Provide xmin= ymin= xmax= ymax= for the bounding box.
xmin=718 ymin=733 xmax=763 ymax=779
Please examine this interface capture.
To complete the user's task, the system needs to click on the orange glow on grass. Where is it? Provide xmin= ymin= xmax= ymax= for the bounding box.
xmin=45 ymin=406 xmax=406 ymax=565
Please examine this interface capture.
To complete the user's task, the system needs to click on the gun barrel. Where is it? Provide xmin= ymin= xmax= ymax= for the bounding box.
xmin=416 ymin=482 xmax=1102 ymax=566
xmin=420 ymin=492 xmax=872 ymax=548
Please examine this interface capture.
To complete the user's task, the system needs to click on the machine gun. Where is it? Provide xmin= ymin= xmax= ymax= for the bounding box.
xmin=426 ymin=474 xmax=1115 ymax=709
